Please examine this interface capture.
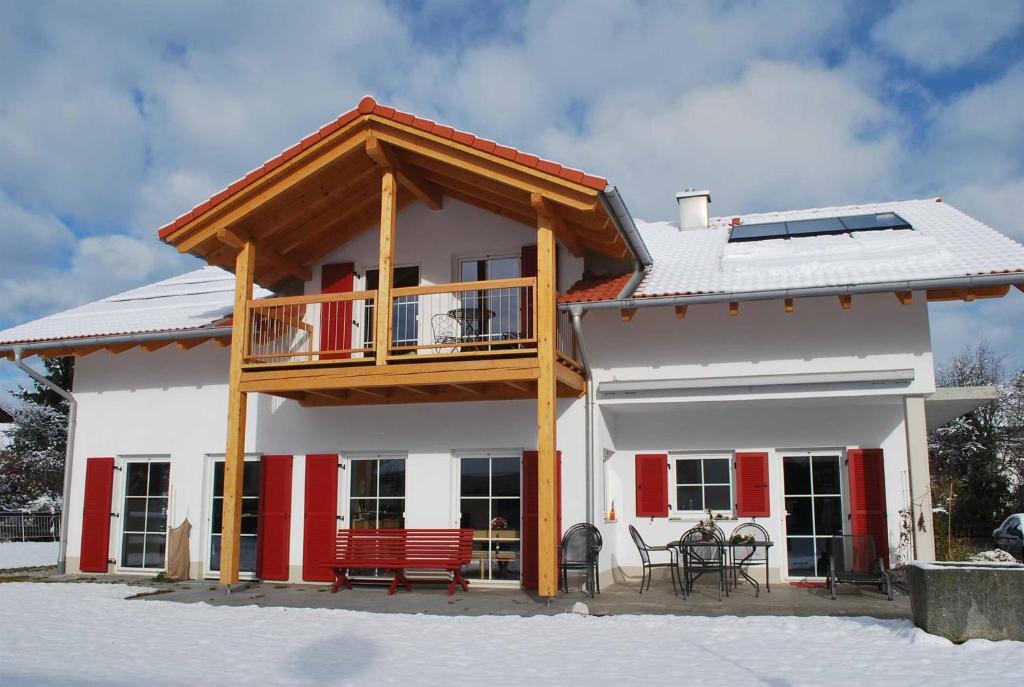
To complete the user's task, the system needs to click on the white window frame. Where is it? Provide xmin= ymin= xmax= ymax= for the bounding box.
xmin=669 ymin=451 xmax=735 ymax=516
xmin=779 ymin=448 xmax=850 ymax=580
xmin=114 ymin=455 xmax=172 ymax=574
xmin=452 ymin=449 xmax=523 ymax=587
xmin=202 ymin=453 xmax=262 ymax=581
xmin=339 ymin=452 xmax=408 ymax=530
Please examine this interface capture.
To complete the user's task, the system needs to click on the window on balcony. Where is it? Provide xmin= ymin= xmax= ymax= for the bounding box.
xmin=362 ymin=266 xmax=420 ymax=350
xmin=459 ymin=256 xmax=521 ymax=341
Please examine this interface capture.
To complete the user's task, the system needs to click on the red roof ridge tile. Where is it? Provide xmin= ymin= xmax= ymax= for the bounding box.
xmin=159 ymin=96 xmax=609 ymax=240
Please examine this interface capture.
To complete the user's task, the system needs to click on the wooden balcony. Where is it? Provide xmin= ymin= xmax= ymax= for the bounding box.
xmin=237 ymin=277 xmax=584 ymax=405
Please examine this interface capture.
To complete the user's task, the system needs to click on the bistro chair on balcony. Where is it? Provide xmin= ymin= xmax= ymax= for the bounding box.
xmin=430 ymin=313 xmax=461 ymax=354
xmin=560 ymin=523 xmax=602 ymax=597
xmin=731 ymin=522 xmax=772 ymax=594
xmin=628 ymin=525 xmax=679 ymax=595
xmin=679 ymin=527 xmax=729 ymax=601
xmin=826 ymin=534 xmax=893 ymax=601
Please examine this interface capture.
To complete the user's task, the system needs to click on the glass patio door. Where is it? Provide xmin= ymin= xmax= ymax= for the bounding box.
xmin=208 ymin=459 xmax=261 ymax=576
xmin=782 ymin=454 xmax=844 ymax=577
xmin=459 ymin=455 xmax=521 ymax=582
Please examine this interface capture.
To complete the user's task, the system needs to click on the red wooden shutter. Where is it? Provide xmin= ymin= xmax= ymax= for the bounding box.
xmin=848 ymin=448 xmax=889 ymax=567
xmin=521 ymin=450 xmax=562 ymax=590
xmin=320 ymin=263 xmax=355 ymax=360
xmin=735 ymin=452 xmax=770 ymax=517
xmin=257 ymin=455 xmax=292 ymax=581
xmin=80 ymin=457 xmax=115 ymax=572
xmin=302 ymin=454 xmax=338 ymax=581
xmin=635 ymin=454 xmax=669 ymax=517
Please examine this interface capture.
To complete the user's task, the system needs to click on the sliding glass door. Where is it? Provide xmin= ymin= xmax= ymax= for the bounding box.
xmin=783 ymin=454 xmax=845 ymax=577
xmin=459 ymin=454 xmax=521 ymax=582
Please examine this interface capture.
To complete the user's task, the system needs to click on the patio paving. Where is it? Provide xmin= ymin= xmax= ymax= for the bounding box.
xmin=130 ymin=574 xmax=910 ymax=619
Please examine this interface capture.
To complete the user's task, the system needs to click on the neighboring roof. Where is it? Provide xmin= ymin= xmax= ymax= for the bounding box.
xmin=0 ymin=267 xmax=272 ymax=346
xmin=561 ymin=273 xmax=633 ymax=304
xmin=634 ymin=198 xmax=1024 ymax=298
xmin=158 ymin=95 xmax=608 ymax=240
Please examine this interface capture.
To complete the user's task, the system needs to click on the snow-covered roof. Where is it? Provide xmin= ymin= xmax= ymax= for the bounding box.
xmin=0 ymin=267 xmax=272 ymax=346
xmin=634 ymin=198 xmax=1024 ymax=297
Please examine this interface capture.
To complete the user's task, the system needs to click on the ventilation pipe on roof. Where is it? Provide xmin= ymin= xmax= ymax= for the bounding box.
xmin=677 ymin=189 xmax=711 ymax=230
xmin=12 ymin=349 xmax=77 ymax=576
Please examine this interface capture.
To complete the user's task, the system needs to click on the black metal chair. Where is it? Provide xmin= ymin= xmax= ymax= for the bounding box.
xmin=731 ymin=522 xmax=771 ymax=594
xmin=560 ymin=523 xmax=602 ymax=597
xmin=628 ymin=525 xmax=678 ymax=594
xmin=826 ymin=534 xmax=893 ymax=601
xmin=679 ymin=527 xmax=729 ymax=601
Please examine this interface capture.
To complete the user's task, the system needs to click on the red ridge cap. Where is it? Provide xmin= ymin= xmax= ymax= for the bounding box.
xmin=158 ymin=96 xmax=610 ymax=240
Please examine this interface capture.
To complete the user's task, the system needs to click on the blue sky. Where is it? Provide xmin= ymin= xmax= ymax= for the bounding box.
xmin=1 ymin=0 xmax=1023 ymax=398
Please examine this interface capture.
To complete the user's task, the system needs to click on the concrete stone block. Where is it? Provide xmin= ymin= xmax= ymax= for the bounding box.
xmin=908 ymin=560 xmax=1024 ymax=642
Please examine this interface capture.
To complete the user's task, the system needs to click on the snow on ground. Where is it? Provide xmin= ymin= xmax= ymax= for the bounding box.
xmin=1 ymin=584 xmax=1022 ymax=686
xmin=0 ymin=541 xmax=57 ymax=569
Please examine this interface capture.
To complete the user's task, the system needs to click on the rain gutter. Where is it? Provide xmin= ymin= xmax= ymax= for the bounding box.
xmin=568 ymin=306 xmax=596 ymax=525
xmin=0 ymin=326 xmax=232 ymax=356
xmin=598 ymin=186 xmax=651 ymax=301
xmin=559 ymin=272 xmax=1024 ymax=312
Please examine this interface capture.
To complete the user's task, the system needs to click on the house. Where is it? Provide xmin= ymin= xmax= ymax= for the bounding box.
xmin=1 ymin=96 xmax=1022 ymax=596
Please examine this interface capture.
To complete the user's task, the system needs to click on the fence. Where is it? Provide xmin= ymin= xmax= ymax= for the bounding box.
xmin=0 ymin=511 xmax=61 ymax=542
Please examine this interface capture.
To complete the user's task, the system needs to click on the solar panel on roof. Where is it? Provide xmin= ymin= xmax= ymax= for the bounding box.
xmin=785 ymin=217 xmax=847 ymax=237
xmin=727 ymin=212 xmax=913 ymax=243
xmin=838 ymin=212 xmax=912 ymax=232
xmin=728 ymin=222 xmax=788 ymax=242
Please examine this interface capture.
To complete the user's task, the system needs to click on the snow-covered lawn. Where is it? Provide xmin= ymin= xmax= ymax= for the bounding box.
xmin=0 ymin=541 xmax=57 ymax=569
xmin=1 ymin=584 xmax=1021 ymax=685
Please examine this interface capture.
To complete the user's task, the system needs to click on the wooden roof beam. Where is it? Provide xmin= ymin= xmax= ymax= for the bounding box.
xmin=531 ymin=193 xmax=583 ymax=257
xmin=675 ymin=305 xmax=687 ymax=319
xmin=366 ymin=137 xmax=442 ymax=211
xmin=176 ymin=338 xmax=210 ymax=351
xmin=620 ymin=307 xmax=637 ymax=321
xmin=895 ymin=291 xmax=913 ymax=305
xmin=838 ymin=294 xmax=853 ymax=310
xmin=784 ymin=298 xmax=795 ymax=313
xmin=217 ymin=228 xmax=312 ymax=282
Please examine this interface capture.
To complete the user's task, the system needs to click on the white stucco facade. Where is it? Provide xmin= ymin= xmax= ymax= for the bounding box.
xmin=63 ymin=286 xmax=934 ymax=588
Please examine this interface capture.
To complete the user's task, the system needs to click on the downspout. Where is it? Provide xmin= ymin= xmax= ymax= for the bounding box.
xmin=569 ymin=306 xmax=596 ymax=525
xmin=13 ymin=348 xmax=76 ymax=575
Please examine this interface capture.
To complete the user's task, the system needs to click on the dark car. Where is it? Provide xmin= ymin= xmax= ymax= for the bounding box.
xmin=993 ymin=514 xmax=1024 ymax=561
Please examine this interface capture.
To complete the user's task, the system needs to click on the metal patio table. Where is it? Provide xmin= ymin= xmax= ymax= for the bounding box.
xmin=670 ymin=538 xmax=773 ymax=598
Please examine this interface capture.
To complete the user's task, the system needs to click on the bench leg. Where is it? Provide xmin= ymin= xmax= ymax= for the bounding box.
xmin=331 ymin=568 xmax=352 ymax=594
xmin=448 ymin=568 xmax=469 ymax=595
xmin=387 ymin=569 xmax=414 ymax=595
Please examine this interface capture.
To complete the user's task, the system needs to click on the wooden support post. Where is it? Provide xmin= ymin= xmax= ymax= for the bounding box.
xmin=375 ymin=168 xmax=398 ymax=365
xmin=784 ymin=298 xmax=795 ymax=313
xmin=674 ymin=305 xmax=687 ymax=319
xmin=219 ymin=239 xmax=255 ymax=585
xmin=534 ymin=195 xmax=559 ymax=599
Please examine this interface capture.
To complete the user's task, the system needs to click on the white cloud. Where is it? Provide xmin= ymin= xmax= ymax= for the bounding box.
xmin=0 ymin=196 xmax=75 ymax=277
xmin=871 ymin=0 xmax=1024 ymax=72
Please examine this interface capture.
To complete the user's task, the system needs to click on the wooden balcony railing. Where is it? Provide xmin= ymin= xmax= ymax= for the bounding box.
xmin=243 ymin=276 xmax=581 ymax=369
xmin=245 ymin=290 xmax=376 ymax=365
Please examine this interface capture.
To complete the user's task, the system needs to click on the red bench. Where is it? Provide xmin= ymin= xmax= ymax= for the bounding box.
xmin=327 ymin=528 xmax=474 ymax=595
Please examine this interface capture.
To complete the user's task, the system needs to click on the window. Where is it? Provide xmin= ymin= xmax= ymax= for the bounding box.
xmin=673 ymin=455 xmax=732 ymax=512
xmin=459 ymin=454 xmax=521 ymax=582
xmin=782 ymin=454 xmax=844 ymax=577
xmin=348 ymin=457 xmax=406 ymax=529
xmin=459 ymin=256 xmax=521 ymax=341
xmin=362 ymin=266 xmax=420 ymax=350
xmin=120 ymin=461 xmax=170 ymax=569
xmin=209 ymin=459 xmax=260 ymax=574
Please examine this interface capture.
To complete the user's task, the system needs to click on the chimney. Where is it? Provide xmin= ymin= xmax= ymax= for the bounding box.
xmin=676 ymin=189 xmax=711 ymax=230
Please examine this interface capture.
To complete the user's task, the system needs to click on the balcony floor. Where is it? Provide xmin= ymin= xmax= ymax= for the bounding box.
xmin=239 ymin=354 xmax=585 ymax=406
